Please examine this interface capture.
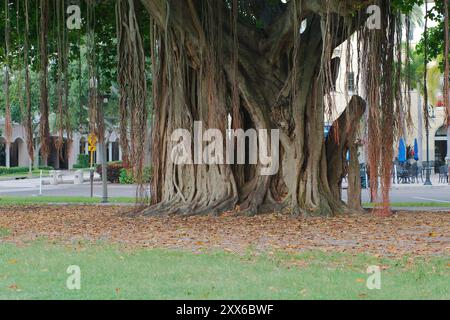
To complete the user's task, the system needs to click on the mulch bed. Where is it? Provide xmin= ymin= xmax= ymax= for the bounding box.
xmin=0 ymin=206 xmax=448 ymax=258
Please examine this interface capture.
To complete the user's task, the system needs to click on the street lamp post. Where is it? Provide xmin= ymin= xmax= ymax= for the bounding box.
xmin=423 ymin=0 xmax=432 ymax=186
xmin=424 ymin=124 xmax=432 ymax=185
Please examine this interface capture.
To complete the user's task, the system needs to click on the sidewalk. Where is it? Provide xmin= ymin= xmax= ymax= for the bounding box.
xmin=0 ymin=170 xmax=101 ymax=192
xmin=389 ymin=175 xmax=450 ymax=189
xmin=343 ymin=175 xmax=449 ymax=190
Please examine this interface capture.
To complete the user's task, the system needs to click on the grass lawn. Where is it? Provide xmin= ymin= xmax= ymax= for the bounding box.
xmin=0 ymin=241 xmax=448 ymax=300
xmin=0 ymin=196 xmax=136 ymax=206
xmin=0 ymin=196 xmax=449 ymax=208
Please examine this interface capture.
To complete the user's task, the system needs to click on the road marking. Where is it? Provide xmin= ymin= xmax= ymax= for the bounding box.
xmin=413 ymin=197 xmax=450 ymax=204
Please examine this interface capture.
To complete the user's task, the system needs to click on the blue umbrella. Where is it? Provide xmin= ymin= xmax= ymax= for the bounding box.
xmin=413 ymin=138 xmax=419 ymax=161
xmin=398 ymin=138 xmax=407 ymax=163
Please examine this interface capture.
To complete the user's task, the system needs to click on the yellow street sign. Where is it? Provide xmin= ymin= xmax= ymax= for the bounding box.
xmin=88 ymin=132 xmax=97 ymax=148
xmin=88 ymin=145 xmax=97 ymax=152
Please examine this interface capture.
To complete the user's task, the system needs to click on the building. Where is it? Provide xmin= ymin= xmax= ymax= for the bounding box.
xmin=328 ymin=7 xmax=449 ymax=165
xmin=0 ymin=118 xmax=122 ymax=169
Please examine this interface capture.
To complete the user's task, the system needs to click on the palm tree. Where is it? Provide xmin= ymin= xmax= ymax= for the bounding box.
xmin=404 ymin=50 xmax=442 ymax=104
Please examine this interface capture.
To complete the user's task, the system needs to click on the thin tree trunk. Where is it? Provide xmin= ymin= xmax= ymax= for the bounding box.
xmin=39 ymin=0 xmax=51 ymax=160
xmin=24 ymin=0 xmax=34 ymax=167
xmin=4 ymin=0 xmax=12 ymax=145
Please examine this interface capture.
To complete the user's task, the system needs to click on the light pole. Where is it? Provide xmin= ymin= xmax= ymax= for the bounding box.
xmin=424 ymin=120 xmax=432 ymax=185
xmin=423 ymin=0 xmax=432 ymax=186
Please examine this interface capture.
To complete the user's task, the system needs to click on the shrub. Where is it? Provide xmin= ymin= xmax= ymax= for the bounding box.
xmin=96 ymin=161 xmax=124 ymax=183
xmin=74 ymin=154 xmax=90 ymax=169
xmin=119 ymin=168 xmax=134 ymax=184
xmin=0 ymin=166 xmax=54 ymax=175
xmin=0 ymin=167 xmax=29 ymax=175
xmin=119 ymin=166 xmax=152 ymax=184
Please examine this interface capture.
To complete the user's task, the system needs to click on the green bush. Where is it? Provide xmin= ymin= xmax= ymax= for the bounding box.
xmin=74 ymin=154 xmax=90 ymax=169
xmin=119 ymin=168 xmax=134 ymax=184
xmin=119 ymin=167 xmax=152 ymax=184
xmin=0 ymin=166 xmax=53 ymax=175
xmin=0 ymin=167 xmax=29 ymax=175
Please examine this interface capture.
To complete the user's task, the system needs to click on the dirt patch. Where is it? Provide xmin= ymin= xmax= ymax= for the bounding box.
xmin=0 ymin=206 xmax=448 ymax=257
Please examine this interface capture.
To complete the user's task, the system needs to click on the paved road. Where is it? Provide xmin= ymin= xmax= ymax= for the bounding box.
xmin=342 ymin=187 xmax=450 ymax=204
xmin=0 ymin=178 xmax=142 ymax=198
xmin=0 ymin=175 xmax=448 ymax=204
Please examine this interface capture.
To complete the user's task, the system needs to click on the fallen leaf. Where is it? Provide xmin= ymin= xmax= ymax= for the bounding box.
xmin=8 ymin=284 xmax=19 ymax=291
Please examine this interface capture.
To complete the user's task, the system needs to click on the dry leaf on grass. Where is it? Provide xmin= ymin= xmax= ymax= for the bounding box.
xmin=0 ymin=206 xmax=448 ymax=258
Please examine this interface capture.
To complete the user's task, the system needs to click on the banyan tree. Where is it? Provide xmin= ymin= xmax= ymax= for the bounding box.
xmin=1 ymin=0 xmax=437 ymax=217
xmin=141 ymin=0 xmax=420 ymax=216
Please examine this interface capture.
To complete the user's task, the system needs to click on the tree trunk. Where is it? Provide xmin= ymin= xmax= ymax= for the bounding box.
xmin=326 ymin=96 xmax=366 ymax=211
xmin=24 ymin=0 xmax=34 ymax=167
xmin=141 ymin=0 xmax=376 ymax=216
xmin=39 ymin=0 xmax=51 ymax=160
xmin=347 ymin=143 xmax=363 ymax=211
xmin=444 ymin=0 xmax=449 ymax=166
xmin=4 ymin=0 xmax=12 ymax=144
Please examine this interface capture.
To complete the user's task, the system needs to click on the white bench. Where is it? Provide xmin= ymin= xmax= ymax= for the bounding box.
xmin=49 ymin=170 xmax=64 ymax=185
xmin=74 ymin=170 xmax=84 ymax=184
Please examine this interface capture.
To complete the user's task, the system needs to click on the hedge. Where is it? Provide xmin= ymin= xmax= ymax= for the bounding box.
xmin=0 ymin=167 xmax=29 ymax=175
xmin=74 ymin=154 xmax=90 ymax=169
xmin=0 ymin=166 xmax=53 ymax=175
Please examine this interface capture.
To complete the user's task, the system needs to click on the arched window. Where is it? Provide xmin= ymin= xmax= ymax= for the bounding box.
xmin=79 ymin=137 xmax=87 ymax=155
xmin=435 ymin=126 xmax=447 ymax=137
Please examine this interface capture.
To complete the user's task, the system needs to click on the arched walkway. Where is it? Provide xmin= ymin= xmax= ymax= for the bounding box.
xmin=0 ymin=137 xmax=27 ymax=167
xmin=107 ymin=138 xmax=121 ymax=162
xmin=435 ymin=125 xmax=448 ymax=165
xmin=10 ymin=138 xmax=24 ymax=167
xmin=0 ymin=137 xmax=6 ymax=166
xmin=79 ymin=137 xmax=87 ymax=155
xmin=47 ymin=137 xmax=69 ymax=170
